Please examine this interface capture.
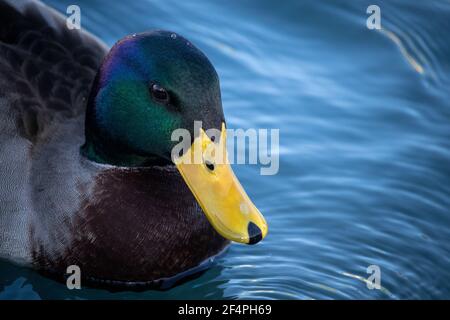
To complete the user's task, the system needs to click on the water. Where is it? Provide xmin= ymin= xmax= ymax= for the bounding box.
xmin=1 ymin=0 xmax=450 ymax=299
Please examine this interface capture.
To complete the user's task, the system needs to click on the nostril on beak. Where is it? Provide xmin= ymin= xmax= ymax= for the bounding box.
xmin=247 ymin=222 xmax=263 ymax=245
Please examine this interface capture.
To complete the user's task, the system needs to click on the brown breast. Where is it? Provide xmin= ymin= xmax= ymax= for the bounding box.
xmin=31 ymin=166 xmax=228 ymax=287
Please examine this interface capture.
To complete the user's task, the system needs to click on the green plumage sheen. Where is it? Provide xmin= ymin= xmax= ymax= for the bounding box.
xmin=82 ymin=31 xmax=225 ymax=166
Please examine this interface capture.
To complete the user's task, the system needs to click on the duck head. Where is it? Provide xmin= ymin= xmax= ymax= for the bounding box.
xmin=82 ymin=30 xmax=267 ymax=245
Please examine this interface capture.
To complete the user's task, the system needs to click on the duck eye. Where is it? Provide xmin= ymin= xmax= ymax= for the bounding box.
xmin=150 ymin=83 xmax=169 ymax=103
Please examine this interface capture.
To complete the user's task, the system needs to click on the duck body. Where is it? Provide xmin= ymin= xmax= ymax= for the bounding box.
xmin=0 ymin=0 xmax=228 ymax=286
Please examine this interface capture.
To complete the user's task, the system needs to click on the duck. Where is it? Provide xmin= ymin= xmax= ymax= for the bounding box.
xmin=0 ymin=0 xmax=268 ymax=288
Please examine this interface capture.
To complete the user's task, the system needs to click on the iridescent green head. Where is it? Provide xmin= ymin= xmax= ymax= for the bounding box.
xmin=83 ymin=30 xmax=224 ymax=166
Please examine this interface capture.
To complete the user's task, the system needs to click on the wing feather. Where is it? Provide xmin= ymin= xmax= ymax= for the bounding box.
xmin=0 ymin=0 xmax=108 ymax=141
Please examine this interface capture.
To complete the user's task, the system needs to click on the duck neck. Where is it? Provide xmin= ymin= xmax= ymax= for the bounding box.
xmin=81 ymin=139 xmax=145 ymax=167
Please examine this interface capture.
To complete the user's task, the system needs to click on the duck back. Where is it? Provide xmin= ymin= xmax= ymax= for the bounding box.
xmin=0 ymin=0 xmax=106 ymax=264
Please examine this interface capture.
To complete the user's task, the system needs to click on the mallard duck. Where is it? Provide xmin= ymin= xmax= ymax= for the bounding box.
xmin=0 ymin=0 xmax=267 ymax=288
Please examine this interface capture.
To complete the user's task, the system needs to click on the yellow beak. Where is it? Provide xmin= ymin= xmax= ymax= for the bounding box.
xmin=174 ymin=123 xmax=268 ymax=244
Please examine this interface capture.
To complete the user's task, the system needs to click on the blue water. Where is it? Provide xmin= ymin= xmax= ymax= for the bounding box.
xmin=1 ymin=0 xmax=450 ymax=299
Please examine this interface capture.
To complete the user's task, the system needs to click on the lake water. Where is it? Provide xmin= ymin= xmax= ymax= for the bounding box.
xmin=1 ymin=0 xmax=450 ymax=299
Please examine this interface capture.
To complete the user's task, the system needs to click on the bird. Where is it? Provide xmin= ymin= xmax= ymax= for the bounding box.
xmin=0 ymin=0 xmax=267 ymax=288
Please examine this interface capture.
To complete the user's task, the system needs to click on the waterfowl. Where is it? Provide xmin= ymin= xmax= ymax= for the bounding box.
xmin=0 ymin=0 xmax=267 ymax=288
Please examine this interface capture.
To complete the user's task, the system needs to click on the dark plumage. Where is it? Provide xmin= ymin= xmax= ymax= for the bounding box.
xmin=31 ymin=167 xmax=227 ymax=288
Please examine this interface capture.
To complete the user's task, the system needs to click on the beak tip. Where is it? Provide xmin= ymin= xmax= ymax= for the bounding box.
xmin=247 ymin=222 xmax=263 ymax=245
